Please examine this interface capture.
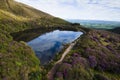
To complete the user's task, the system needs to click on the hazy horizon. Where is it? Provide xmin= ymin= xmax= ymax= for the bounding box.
xmin=15 ymin=0 xmax=120 ymax=22
xmin=66 ymin=19 xmax=120 ymax=22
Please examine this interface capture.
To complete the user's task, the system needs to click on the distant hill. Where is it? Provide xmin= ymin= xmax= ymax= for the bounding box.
xmin=108 ymin=27 xmax=120 ymax=34
xmin=67 ymin=19 xmax=120 ymax=29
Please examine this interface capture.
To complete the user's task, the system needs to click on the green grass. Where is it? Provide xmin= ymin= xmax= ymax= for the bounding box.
xmin=0 ymin=0 xmax=70 ymax=79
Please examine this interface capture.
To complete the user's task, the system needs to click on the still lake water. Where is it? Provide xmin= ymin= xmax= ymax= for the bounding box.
xmin=27 ymin=30 xmax=83 ymax=65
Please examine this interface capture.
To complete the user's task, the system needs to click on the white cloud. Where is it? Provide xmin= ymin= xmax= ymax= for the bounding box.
xmin=15 ymin=0 xmax=120 ymax=21
xmin=99 ymin=0 xmax=120 ymax=8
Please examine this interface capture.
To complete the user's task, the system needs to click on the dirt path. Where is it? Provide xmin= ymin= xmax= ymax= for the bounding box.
xmin=55 ymin=42 xmax=76 ymax=64
xmin=47 ymin=42 xmax=76 ymax=80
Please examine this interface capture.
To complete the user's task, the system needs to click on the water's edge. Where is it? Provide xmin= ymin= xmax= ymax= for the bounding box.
xmin=27 ymin=30 xmax=83 ymax=65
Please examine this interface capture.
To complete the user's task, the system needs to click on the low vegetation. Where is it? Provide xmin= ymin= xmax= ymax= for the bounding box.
xmin=0 ymin=0 xmax=120 ymax=80
xmin=0 ymin=0 xmax=70 ymax=80
xmin=51 ymin=30 xmax=120 ymax=80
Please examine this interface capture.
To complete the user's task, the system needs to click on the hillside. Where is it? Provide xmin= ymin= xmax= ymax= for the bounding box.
xmin=0 ymin=0 xmax=120 ymax=80
xmin=0 ymin=0 xmax=69 ymax=80
xmin=0 ymin=0 xmax=69 ymax=33
xmin=46 ymin=30 xmax=120 ymax=80
xmin=0 ymin=0 xmax=52 ymax=18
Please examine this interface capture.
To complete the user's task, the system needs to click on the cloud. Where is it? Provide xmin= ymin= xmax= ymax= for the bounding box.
xmin=88 ymin=0 xmax=120 ymax=9
xmin=15 ymin=0 xmax=120 ymax=21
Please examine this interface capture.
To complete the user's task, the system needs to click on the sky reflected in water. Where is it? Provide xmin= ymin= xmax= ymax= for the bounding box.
xmin=27 ymin=30 xmax=83 ymax=65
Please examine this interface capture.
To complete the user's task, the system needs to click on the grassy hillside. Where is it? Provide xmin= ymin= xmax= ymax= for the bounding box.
xmin=0 ymin=0 xmax=69 ymax=33
xmin=0 ymin=0 xmax=52 ymax=18
xmin=0 ymin=0 xmax=70 ymax=80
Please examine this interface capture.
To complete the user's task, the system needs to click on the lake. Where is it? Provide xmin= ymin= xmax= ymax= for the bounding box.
xmin=27 ymin=30 xmax=83 ymax=65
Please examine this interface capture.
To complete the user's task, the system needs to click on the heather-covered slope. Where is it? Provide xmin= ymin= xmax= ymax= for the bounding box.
xmin=48 ymin=30 xmax=120 ymax=80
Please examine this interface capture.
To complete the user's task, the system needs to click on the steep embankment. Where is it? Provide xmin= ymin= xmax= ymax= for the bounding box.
xmin=0 ymin=0 xmax=69 ymax=80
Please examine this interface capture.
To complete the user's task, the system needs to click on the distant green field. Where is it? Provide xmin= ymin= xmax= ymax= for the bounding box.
xmin=67 ymin=19 xmax=120 ymax=29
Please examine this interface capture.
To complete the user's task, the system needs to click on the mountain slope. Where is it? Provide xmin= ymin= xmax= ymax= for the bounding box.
xmin=0 ymin=0 xmax=52 ymax=18
xmin=0 ymin=0 xmax=70 ymax=80
xmin=0 ymin=0 xmax=69 ymax=33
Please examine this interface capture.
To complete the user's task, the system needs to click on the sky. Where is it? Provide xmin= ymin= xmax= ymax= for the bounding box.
xmin=15 ymin=0 xmax=120 ymax=21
